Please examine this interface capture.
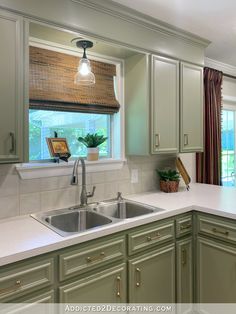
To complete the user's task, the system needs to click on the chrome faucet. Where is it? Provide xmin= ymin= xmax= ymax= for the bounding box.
xmin=71 ymin=157 xmax=96 ymax=206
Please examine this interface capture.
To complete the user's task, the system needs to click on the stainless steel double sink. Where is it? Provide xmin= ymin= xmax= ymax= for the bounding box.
xmin=31 ymin=200 xmax=162 ymax=237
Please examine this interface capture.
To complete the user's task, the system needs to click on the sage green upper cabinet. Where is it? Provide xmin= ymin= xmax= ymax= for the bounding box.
xmin=151 ymin=55 xmax=179 ymax=154
xmin=125 ymin=53 xmax=150 ymax=156
xmin=180 ymin=62 xmax=203 ymax=152
xmin=0 ymin=10 xmax=24 ymax=163
xmin=125 ymin=54 xmax=203 ymax=156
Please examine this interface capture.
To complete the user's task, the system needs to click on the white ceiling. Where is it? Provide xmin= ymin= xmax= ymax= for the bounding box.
xmin=109 ymin=0 xmax=236 ymax=67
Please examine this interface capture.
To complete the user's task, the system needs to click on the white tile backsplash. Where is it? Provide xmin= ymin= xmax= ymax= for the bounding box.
xmin=20 ymin=193 xmax=41 ymax=215
xmin=0 ymin=195 xmax=19 ymax=219
xmin=19 ymin=178 xmax=41 ymax=194
xmin=0 ymin=155 xmax=179 ymax=219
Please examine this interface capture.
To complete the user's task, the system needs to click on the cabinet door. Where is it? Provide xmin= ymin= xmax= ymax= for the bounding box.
xmin=59 ymin=263 xmax=126 ymax=303
xmin=129 ymin=244 xmax=175 ymax=303
xmin=151 ymin=55 xmax=179 ymax=154
xmin=176 ymin=237 xmax=193 ymax=303
xmin=180 ymin=62 xmax=203 ymax=152
xmin=0 ymin=11 xmax=24 ymax=163
xmin=197 ymin=237 xmax=236 ymax=302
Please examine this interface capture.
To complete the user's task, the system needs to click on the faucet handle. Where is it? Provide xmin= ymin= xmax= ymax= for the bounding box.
xmin=117 ymin=192 xmax=123 ymax=201
xmin=87 ymin=186 xmax=96 ymax=198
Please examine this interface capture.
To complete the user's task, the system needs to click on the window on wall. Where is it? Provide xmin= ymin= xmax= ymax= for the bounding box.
xmin=28 ymin=44 xmax=122 ymax=162
xmin=221 ymin=108 xmax=235 ymax=186
xmin=29 ymin=110 xmax=111 ymax=160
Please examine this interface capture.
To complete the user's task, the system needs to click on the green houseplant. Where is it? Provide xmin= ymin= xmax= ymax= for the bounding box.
xmin=157 ymin=169 xmax=180 ymax=193
xmin=78 ymin=133 xmax=107 ymax=161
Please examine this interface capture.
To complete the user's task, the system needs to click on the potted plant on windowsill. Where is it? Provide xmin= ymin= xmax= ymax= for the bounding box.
xmin=157 ymin=169 xmax=180 ymax=193
xmin=78 ymin=133 xmax=107 ymax=161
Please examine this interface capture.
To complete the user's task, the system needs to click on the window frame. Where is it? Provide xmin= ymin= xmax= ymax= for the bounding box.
xmin=27 ymin=38 xmax=125 ymax=164
xmin=222 ymin=102 xmax=236 ymax=186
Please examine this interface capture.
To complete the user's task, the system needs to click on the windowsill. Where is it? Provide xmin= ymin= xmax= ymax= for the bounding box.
xmin=16 ymin=158 xmax=126 ymax=179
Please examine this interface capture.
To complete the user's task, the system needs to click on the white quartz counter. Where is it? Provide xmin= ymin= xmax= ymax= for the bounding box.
xmin=1 ymin=183 xmax=236 ymax=267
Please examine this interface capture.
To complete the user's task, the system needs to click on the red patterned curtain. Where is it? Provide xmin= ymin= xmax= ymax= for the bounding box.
xmin=196 ymin=67 xmax=223 ymax=185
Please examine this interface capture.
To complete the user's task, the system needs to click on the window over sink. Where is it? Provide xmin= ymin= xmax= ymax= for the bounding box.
xmin=28 ymin=41 xmax=123 ymax=162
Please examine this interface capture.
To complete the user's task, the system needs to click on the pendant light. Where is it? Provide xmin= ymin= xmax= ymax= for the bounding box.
xmin=72 ymin=39 xmax=95 ymax=86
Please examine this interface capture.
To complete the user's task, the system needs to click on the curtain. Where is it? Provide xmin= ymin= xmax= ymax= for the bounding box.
xmin=29 ymin=46 xmax=120 ymax=114
xmin=196 ymin=67 xmax=223 ymax=185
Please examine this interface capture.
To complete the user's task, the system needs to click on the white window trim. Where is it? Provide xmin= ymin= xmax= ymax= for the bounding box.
xmin=16 ymin=38 xmax=126 ymax=179
xmin=222 ymin=102 xmax=236 ymax=186
xmin=16 ymin=159 xmax=126 ymax=179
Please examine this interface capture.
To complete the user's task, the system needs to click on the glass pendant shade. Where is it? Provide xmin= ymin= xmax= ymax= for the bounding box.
xmin=74 ymin=70 xmax=95 ymax=86
xmin=74 ymin=56 xmax=95 ymax=86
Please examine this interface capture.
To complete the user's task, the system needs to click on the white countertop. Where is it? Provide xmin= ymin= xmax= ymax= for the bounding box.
xmin=1 ymin=183 xmax=236 ymax=267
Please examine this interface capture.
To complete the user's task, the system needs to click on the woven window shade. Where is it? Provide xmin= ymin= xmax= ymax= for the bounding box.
xmin=29 ymin=46 xmax=120 ymax=114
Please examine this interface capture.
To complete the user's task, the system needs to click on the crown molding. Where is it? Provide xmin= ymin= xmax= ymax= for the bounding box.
xmin=71 ymin=0 xmax=210 ymax=48
xmin=205 ymin=57 xmax=236 ymax=77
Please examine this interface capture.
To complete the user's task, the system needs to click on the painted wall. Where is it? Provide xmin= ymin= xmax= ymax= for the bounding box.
xmin=0 ymin=0 xmax=207 ymax=65
xmin=222 ymin=77 xmax=236 ymax=101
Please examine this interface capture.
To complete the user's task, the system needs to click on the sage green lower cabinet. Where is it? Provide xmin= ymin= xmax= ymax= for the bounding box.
xmin=128 ymin=244 xmax=175 ymax=303
xmin=197 ymin=236 xmax=236 ymax=303
xmin=176 ymin=237 xmax=193 ymax=303
xmin=0 ymin=257 xmax=54 ymax=302
xmin=59 ymin=263 xmax=126 ymax=303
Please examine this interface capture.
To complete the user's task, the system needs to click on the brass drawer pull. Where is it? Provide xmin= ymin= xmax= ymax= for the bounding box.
xmin=9 ymin=132 xmax=15 ymax=154
xmin=155 ymin=134 xmax=160 ymax=147
xmin=0 ymin=280 xmax=21 ymax=295
xmin=184 ymin=134 xmax=188 ymax=146
xmin=180 ymin=223 xmax=191 ymax=230
xmin=116 ymin=276 xmax=121 ymax=297
xmin=212 ymin=227 xmax=229 ymax=236
xmin=146 ymin=232 xmax=161 ymax=242
xmin=86 ymin=252 xmax=105 ymax=263
xmin=135 ymin=268 xmax=141 ymax=287
xmin=181 ymin=249 xmax=187 ymax=266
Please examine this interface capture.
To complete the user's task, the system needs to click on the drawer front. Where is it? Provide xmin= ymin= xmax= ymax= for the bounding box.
xmin=59 ymin=236 xmax=126 ymax=281
xmin=128 ymin=220 xmax=175 ymax=255
xmin=176 ymin=215 xmax=192 ymax=238
xmin=0 ymin=258 xmax=54 ymax=301
xmin=197 ymin=215 xmax=236 ymax=243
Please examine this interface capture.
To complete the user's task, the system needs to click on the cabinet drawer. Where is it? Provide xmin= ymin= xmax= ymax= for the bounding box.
xmin=197 ymin=215 xmax=236 ymax=244
xmin=0 ymin=258 xmax=54 ymax=301
xmin=176 ymin=214 xmax=192 ymax=238
xmin=59 ymin=236 xmax=126 ymax=281
xmin=128 ymin=220 xmax=175 ymax=255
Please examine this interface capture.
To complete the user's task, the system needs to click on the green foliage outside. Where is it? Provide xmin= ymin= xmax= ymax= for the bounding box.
xmin=29 ymin=110 xmax=110 ymax=160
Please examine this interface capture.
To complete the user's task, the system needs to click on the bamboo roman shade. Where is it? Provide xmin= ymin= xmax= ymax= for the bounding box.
xmin=29 ymin=46 xmax=120 ymax=114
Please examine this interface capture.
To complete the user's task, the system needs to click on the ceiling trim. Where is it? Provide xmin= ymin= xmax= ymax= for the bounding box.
xmin=205 ymin=57 xmax=236 ymax=77
xmin=71 ymin=0 xmax=210 ymax=48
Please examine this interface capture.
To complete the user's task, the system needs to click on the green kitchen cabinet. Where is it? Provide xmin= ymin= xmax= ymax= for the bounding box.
xmin=196 ymin=236 xmax=236 ymax=303
xmin=0 ymin=257 xmax=55 ymax=303
xmin=128 ymin=243 xmax=175 ymax=303
xmin=59 ymin=263 xmax=127 ymax=303
xmin=151 ymin=55 xmax=179 ymax=154
xmin=176 ymin=237 xmax=193 ymax=303
xmin=125 ymin=54 xmax=203 ymax=156
xmin=0 ymin=10 xmax=25 ymax=163
xmin=125 ymin=53 xmax=150 ymax=156
xmin=180 ymin=62 xmax=203 ymax=152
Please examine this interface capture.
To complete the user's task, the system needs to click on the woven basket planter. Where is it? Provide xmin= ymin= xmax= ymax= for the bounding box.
xmin=160 ymin=180 xmax=179 ymax=193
